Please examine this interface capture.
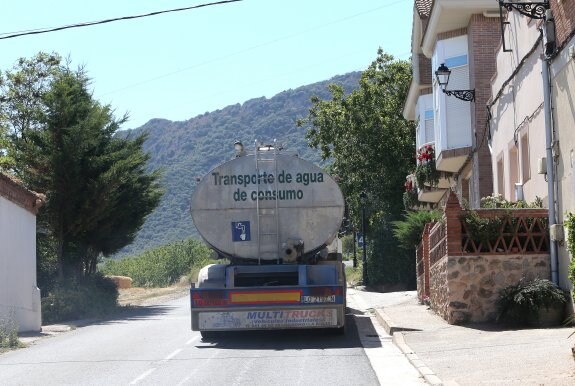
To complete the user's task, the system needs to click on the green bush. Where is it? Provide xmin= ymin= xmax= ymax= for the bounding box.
xmin=480 ymin=194 xmax=543 ymax=209
xmin=41 ymin=274 xmax=119 ymax=324
xmin=0 ymin=316 xmax=20 ymax=350
xmin=100 ymin=238 xmax=211 ymax=287
xmin=402 ymin=189 xmax=419 ymax=210
xmin=392 ymin=210 xmax=442 ymax=250
xmin=36 ymin=233 xmax=60 ymax=298
xmin=496 ymin=277 xmax=568 ymax=324
xmin=367 ymin=212 xmax=416 ymax=288
xmin=461 ymin=210 xmax=505 ymax=244
xmin=345 ymin=264 xmax=362 ymax=286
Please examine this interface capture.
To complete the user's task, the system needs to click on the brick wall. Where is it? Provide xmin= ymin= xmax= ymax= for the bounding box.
xmin=437 ymin=28 xmax=467 ymax=40
xmin=553 ymin=0 xmax=575 ymax=49
xmin=418 ymin=54 xmax=432 ymax=85
xmin=468 ymin=14 xmax=500 ymax=199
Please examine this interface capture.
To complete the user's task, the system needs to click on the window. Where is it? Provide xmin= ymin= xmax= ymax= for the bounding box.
xmin=444 ymin=54 xmax=468 ymax=69
xmin=509 ymin=146 xmax=519 ymax=201
xmin=461 ymin=177 xmax=470 ymax=206
xmin=424 ymin=110 xmax=434 ymax=144
xmin=497 ymin=155 xmax=505 ymax=196
xmin=521 ymin=133 xmax=530 ymax=182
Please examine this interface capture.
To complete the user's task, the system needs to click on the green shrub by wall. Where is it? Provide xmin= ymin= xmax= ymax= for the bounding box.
xmin=41 ymin=274 xmax=119 ymax=324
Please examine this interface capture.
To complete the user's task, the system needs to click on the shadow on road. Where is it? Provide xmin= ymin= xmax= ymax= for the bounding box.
xmin=98 ymin=304 xmax=179 ymax=324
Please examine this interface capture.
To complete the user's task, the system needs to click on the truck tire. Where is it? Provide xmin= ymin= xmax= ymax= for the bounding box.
xmin=200 ymin=330 xmax=220 ymax=340
xmin=332 ymin=325 xmax=345 ymax=335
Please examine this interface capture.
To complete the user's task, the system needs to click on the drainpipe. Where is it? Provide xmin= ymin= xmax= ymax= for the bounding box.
xmin=541 ymin=57 xmax=558 ymax=285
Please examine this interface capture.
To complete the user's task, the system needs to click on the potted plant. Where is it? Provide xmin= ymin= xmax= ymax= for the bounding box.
xmin=403 ymin=176 xmax=418 ymax=209
xmin=415 ymin=144 xmax=440 ymax=187
xmin=496 ymin=277 xmax=568 ymax=327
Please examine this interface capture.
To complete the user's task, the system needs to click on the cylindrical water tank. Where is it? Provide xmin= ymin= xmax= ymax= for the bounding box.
xmin=191 ymin=153 xmax=344 ymax=262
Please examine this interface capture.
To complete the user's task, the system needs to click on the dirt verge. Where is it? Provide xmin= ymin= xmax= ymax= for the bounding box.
xmin=118 ymin=285 xmax=190 ymax=306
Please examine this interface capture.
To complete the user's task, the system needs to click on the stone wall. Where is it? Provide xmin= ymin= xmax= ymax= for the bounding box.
xmin=435 ymin=254 xmax=551 ymax=324
xmin=419 ymin=192 xmax=552 ymax=324
xmin=430 ymin=256 xmax=449 ymax=321
xmin=416 ymin=242 xmax=424 ymax=301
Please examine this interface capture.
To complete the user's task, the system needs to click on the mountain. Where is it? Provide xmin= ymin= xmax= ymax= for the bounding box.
xmin=116 ymin=72 xmax=361 ymax=257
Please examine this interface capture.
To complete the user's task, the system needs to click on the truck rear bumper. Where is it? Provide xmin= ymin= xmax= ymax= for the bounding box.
xmin=190 ymin=286 xmax=346 ymax=331
xmin=192 ymin=305 xmax=345 ymax=331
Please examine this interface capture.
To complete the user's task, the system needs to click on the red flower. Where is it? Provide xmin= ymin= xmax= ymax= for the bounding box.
xmin=405 ymin=179 xmax=414 ymax=192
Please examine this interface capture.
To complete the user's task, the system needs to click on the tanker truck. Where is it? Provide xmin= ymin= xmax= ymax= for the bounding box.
xmin=190 ymin=140 xmax=346 ymax=338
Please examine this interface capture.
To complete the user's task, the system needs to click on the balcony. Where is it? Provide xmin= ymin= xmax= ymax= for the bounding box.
xmin=415 ymin=143 xmax=449 ymax=203
xmin=421 ymin=0 xmax=500 ymax=57
xmin=436 ymin=146 xmax=472 ymax=173
xmin=418 ymin=186 xmax=445 ymax=203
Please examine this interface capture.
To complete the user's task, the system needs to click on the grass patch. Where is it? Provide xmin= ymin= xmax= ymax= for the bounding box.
xmin=0 ymin=316 xmax=23 ymax=352
xmin=346 ymin=264 xmax=363 ymax=287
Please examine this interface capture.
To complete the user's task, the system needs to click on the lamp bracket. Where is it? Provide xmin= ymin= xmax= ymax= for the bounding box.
xmin=443 ymin=89 xmax=475 ymax=102
xmin=499 ymin=1 xmax=548 ymax=20
xmin=498 ymin=1 xmax=549 ymax=52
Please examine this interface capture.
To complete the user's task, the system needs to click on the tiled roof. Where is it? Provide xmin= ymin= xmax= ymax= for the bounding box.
xmin=0 ymin=172 xmax=44 ymax=214
xmin=415 ymin=0 xmax=433 ymax=18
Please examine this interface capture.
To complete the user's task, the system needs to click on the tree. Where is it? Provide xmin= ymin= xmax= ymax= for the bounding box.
xmin=75 ymin=133 xmax=163 ymax=275
xmin=1 ymin=56 xmax=162 ymax=281
xmin=393 ymin=210 xmax=442 ymax=250
xmin=298 ymin=49 xmax=416 ymax=286
xmin=0 ymin=52 xmax=61 ymax=171
xmin=341 ymin=234 xmax=355 ymax=258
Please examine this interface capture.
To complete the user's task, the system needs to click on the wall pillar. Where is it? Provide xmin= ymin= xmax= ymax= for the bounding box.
xmin=445 ymin=191 xmax=462 ymax=256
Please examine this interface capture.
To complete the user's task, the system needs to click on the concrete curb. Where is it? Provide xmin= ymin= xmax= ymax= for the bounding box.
xmin=375 ymin=309 xmax=443 ymax=386
xmin=374 ymin=309 xmax=400 ymax=335
xmin=393 ymin=332 xmax=443 ymax=386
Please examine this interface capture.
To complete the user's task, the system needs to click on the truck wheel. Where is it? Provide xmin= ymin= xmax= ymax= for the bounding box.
xmin=200 ymin=330 xmax=220 ymax=340
xmin=331 ymin=325 xmax=345 ymax=335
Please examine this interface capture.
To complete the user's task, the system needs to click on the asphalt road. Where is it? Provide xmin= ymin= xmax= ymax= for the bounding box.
xmin=1 ymin=293 xmax=423 ymax=385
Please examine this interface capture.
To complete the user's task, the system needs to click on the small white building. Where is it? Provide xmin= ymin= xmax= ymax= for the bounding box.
xmin=0 ymin=172 xmax=44 ymax=332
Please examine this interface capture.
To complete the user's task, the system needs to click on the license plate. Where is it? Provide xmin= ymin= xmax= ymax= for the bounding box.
xmin=301 ymin=295 xmax=336 ymax=304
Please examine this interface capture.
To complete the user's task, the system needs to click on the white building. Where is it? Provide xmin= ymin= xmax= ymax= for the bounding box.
xmin=0 ymin=173 xmax=44 ymax=332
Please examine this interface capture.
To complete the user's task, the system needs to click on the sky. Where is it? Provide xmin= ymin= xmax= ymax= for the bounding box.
xmin=0 ymin=0 xmax=413 ymax=130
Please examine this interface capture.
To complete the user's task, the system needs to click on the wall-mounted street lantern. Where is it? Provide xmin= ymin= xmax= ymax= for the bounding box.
xmin=435 ymin=63 xmax=475 ymax=102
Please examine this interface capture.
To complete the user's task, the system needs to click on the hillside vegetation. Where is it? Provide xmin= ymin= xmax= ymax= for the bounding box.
xmin=117 ymin=72 xmax=361 ymax=257
xmin=101 ymin=238 xmax=211 ymax=287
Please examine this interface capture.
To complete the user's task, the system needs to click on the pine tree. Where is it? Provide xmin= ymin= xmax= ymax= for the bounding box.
xmin=3 ymin=57 xmax=162 ymax=280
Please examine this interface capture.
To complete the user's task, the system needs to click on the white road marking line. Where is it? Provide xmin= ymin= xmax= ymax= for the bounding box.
xmin=186 ymin=336 xmax=199 ymax=345
xmin=176 ymin=375 xmax=192 ymax=386
xmin=129 ymin=368 xmax=156 ymax=385
xmin=175 ymin=348 xmax=219 ymax=386
xmin=160 ymin=348 xmax=183 ymax=363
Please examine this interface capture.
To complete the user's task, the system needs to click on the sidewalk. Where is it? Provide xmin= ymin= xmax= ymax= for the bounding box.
xmin=351 ymin=289 xmax=575 ymax=385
